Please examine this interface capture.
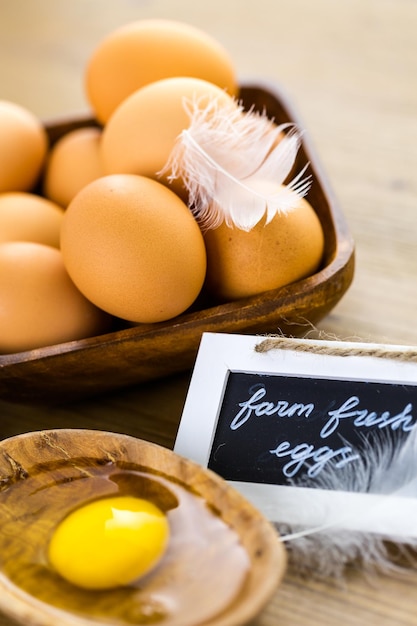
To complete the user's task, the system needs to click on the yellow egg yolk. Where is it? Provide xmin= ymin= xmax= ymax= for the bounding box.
xmin=48 ymin=495 xmax=169 ymax=590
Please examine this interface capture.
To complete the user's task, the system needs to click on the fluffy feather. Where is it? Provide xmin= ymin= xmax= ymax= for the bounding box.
xmin=278 ymin=426 xmax=417 ymax=579
xmin=160 ymin=95 xmax=311 ymax=231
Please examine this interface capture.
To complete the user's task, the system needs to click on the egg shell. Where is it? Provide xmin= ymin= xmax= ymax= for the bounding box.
xmin=0 ymin=241 xmax=111 ymax=354
xmin=0 ymin=192 xmax=64 ymax=247
xmin=203 ymin=194 xmax=325 ymax=301
xmin=0 ymin=100 xmax=48 ymax=193
xmin=43 ymin=126 xmax=103 ymax=208
xmin=100 ymin=76 xmax=236 ymax=196
xmin=60 ymin=174 xmax=207 ymax=323
xmin=85 ymin=18 xmax=238 ymax=124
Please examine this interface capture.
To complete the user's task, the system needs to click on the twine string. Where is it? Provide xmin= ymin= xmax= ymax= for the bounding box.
xmin=254 ymin=336 xmax=417 ymax=363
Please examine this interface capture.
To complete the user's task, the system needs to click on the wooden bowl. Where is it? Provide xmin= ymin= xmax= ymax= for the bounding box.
xmin=0 ymin=428 xmax=286 ymax=626
xmin=0 ymin=81 xmax=355 ymax=404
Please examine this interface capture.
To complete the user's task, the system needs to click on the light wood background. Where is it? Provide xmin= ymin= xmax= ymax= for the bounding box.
xmin=1 ymin=0 xmax=417 ymax=624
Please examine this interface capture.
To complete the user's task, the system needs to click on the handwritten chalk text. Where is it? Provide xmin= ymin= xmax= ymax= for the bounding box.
xmin=230 ymin=388 xmax=415 ymax=436
xmin=229 ymin=386 xmax=415 ymax=478
xmin=322 ymin=395 xmax=414 ymax=438
xmin=269 ymin=441 xmax=360 ymax=478
xmin=230 ymin=387 xmax=314 ymax=430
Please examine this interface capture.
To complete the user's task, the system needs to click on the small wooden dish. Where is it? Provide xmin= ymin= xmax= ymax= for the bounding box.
xmin=0 ymin=81 xmax=355 ymax=404
xmin=0 ymin=428 xmax=286 ymax=626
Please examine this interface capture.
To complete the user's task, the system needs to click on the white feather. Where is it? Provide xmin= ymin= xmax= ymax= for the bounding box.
xmin=160 ymin=95 xmax=311 ymax=231
xmin=278 ymin=426 xmax=417 ymax=579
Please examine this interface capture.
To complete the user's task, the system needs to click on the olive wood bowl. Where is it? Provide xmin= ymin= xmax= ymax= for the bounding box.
xmin=0 ymin=428 xmax=286 ymax=626
xmin=0 ymin=80 xmax=355 ymax=404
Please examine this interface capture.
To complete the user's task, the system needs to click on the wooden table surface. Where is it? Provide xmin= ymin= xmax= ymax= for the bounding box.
xmin=1 ymin=0 xmax=417 ymax=624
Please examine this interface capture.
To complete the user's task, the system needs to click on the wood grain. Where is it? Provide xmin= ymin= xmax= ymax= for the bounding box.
xmin=0 ymin=0 xmax=417 ymax=624
xmin=0 ymin=429 xmax=285 ymax=626
xmin=0 ymin=82 xmax=354 ymax=404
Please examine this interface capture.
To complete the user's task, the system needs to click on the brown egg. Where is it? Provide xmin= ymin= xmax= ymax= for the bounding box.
xmin=203 ymin=188 xmax=325 ymax=301
xmin=0 ymin=192 xmax=64 ymax=247
xmin=60 ymin=174 xmax=207 ymax=323
xmin=43 ymin=126 xmax=103 ymax=208
xmin=0 ymin=242 xmax=111 ymax=354
xmin=0 ymin=100 xmax=48 ymax=193
xmin=85 ymin=19 xmax=238 ymax=124
xmin=100 ymin=76 xmax=236 ymax=196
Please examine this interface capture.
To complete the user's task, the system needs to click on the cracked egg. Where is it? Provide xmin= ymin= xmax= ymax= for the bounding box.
xmin=0 ymin=429 xmax=286 ymax=626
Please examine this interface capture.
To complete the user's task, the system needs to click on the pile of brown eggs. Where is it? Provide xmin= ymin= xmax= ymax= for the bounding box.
xmin=0 ymin=19 xmax=324 ymax=355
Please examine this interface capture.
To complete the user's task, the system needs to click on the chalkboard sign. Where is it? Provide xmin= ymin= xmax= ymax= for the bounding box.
xmin=208 ymin=372 xmax=415 ymax=485
xmin=174 ymin=332 xmax=417 ymax=534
